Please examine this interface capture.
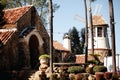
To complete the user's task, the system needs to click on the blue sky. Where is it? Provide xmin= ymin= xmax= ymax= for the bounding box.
xmin=52 ymin=0 xmax=120 ymax=53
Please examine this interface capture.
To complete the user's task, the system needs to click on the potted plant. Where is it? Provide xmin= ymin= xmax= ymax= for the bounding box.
xmin=39 ymin=54 xmax=50 ymax=64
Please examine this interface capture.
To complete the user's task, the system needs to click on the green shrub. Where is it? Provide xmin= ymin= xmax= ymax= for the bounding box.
xmin=67 ymin=66 xmax=84 ymax=74
xmin=88 ymin=60 xmax=99 ymax=65
xmin=39 ymin=54 xmax=50 ymax=60
xmin=93 ymin=65 xmax=107 ymax=73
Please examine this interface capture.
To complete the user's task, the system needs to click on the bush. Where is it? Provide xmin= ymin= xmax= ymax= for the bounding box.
xmin=88 ymin=60 xmax=99 ymax=65
xmin=67 ymin=66 xmax=85 ymax=74
xmin=39 ymin=54 xmax=50 ymax=60
xmin=93 ymin=65 xmax=107 ymax=73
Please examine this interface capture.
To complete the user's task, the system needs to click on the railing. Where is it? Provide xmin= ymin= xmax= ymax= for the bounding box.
xmin=53 ymin=63 xmax=88 ymax=67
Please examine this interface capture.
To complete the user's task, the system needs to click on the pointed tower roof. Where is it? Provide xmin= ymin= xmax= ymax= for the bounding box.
xmin=92 ymin=15 xmax=108 ymax=27
xmin=88 ymin=15 xmax=108 ymax=27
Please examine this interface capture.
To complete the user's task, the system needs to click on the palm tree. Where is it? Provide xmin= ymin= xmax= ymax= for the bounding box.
xmin=49 ymin=0 xmax=53 ymax=73
xmin=84 ymin=0 xmax=96 ymax=64
xmin=89 ymin=0 xmax=96 ymax=54
xmin=84 ymin=0 xmax=88 ymax=64
xmin=108 ymin=0 xmax=116 ymax=73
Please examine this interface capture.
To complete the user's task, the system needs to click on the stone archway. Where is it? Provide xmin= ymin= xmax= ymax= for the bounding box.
xmin=29 ymin=35 xmax=40 ymax=69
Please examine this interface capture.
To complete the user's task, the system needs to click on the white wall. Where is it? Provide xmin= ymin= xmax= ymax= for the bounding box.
xmin=104 ymin=54 xmax=120 ymax=72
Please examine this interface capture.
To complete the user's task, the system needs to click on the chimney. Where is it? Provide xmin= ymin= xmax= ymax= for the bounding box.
xmin=63 ymin=33 xmax=71 ymax=52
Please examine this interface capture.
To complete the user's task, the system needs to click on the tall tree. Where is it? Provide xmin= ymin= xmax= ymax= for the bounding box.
xmin=89 ymin=0 xmax=96 ymax=54
xmin=80 ymin=28 xmax=85 ymax=53
xmin=4 ymin=0 xmax=59 ymax=26
xmin=84 ymin=0 xmax=88 ymax=63
xmin=49 ymin=0 xmax=53 ymax=73
xmin=69 ymin=27 xmax=82 ymax=54
xmin=108 ymin=0 xmax=116 ymax=73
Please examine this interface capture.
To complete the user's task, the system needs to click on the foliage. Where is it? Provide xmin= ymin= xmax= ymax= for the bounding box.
xmin=68 ymin=27 xmax=83 ymax=54
xmin=88 ymin=60 xmax=99 ymax=65
xmin=67 ymin=66 xmax=84 ymax=74
xmin=89 ymin=0 xmax=96 ymax=2
xmin=39 ymin=54 xmax=50 ymax=60
xmin=79 ymin=28 xmax=85 ymax=53
xmin=64 ymin=54 xmax=76 ymax=62
xmin=89 ymin=53 xmax=101 ymax=64
xmin=93 ymin=65 xmax=107 ymax=73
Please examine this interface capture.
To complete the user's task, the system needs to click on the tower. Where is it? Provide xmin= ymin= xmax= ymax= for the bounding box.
xmin=88 ymin=15 xmax=111 ymax=60
xmin=63 ymin=33 xmax=71 ymax=52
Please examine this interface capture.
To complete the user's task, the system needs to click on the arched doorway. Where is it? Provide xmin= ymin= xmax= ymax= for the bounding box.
xmin=29 ymin=35 xmax=40 ymax=69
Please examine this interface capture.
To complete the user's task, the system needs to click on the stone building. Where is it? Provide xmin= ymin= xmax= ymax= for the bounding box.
xmin=0 ymin=5 xmax=49 ymax=71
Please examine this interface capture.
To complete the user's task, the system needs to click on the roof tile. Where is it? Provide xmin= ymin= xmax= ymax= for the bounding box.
xmin=3 ymin=5 xmax=32 ymax=24
xmin=53 ymin=40 xmax=69 ymax=51
xmin=76 ymin=55 xmax=94 ymax=63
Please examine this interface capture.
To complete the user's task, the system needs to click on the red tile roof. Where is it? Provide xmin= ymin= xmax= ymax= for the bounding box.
xmin=53 ymin=40 xmax=69 ymax=51
xmin=3 ymin=5 xmax=32 ymax=24
xmin=0 ymin=28 xmax=17 ymax=45
xmin=75 ymin=54 xmax=94 ymax=63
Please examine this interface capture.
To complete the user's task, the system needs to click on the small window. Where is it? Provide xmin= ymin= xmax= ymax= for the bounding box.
xmin=104 ymin=28 xmax=107 ymax=37
xmin=97 ymin=27 xmax=102 ymax=37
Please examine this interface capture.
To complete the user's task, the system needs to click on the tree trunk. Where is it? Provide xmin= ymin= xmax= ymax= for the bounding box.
xmin=49 ymin=0 xmax=53 ymax=73
xmin=89 ymin=1 xmax=94 ymax=54
xmin=108 ymin=0 xmax=116 ymax=73
xmin=84 ymin=0 xmax=88 ymax=64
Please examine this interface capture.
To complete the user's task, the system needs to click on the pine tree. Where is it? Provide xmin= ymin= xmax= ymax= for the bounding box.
xmin=80 ymin=28 xmax=85 ymax=54
xmin=69 ymin=27 xmax=82 ymax=54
